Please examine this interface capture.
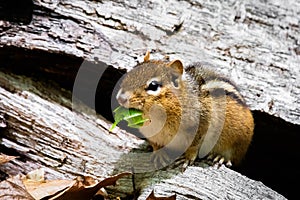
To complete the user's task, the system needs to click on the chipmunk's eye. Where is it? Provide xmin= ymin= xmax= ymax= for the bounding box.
xmin=146 ymin=80 xmax=162 ymax=91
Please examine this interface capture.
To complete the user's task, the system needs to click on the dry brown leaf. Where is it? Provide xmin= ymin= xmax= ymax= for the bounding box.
xmin=146 ymin=190 xmax=176 ymax=200
xmin=50 ymin=172 xmax=131 ymax=200
xmin=0 ymin=153 xmax=18 ymax=165
xmin=0 ymin=174 xmax=35 ymax=200
xmin=20 ymin=168 xmax=130 ymax=200
xmin=23 ymin=178 xmax=75 ymax=200
xmin=94 ymin=188 xmax=108 ymax=197
xmin=21 ymin=168 xmax=73 ymax=199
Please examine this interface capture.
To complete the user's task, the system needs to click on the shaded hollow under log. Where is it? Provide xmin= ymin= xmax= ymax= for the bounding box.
xmin=0 ymin=48 xmax=299 ymax=199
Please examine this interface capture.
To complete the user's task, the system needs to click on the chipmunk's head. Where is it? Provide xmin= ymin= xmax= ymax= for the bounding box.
xmin=116 ymin=52 xmax=184 ymax=116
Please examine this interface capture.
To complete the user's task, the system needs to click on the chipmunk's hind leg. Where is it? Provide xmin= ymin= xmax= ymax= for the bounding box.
xmin=151 ymin=148 xmax=182 ymax=170
xmin=181 ymin=145 xmax=199 ymax=171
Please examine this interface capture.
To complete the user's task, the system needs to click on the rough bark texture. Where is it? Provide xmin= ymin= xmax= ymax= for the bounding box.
xmin=0 ymin=0 xmax=299 ymax=199
xmin=1 ymin=0 xmax=299 ymax=124
xmin=0 ymin=71 xmax=142 ymax=179
xmin=138 ymin=166 xmax=284 ymax=200
xmin=0 ymin=72 xmax=286 ymax=199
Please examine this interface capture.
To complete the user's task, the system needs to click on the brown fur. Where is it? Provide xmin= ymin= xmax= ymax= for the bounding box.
xmin=117 ymin=56 xmax=254 ymax=167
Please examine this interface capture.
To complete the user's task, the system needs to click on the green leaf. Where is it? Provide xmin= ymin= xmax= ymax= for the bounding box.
xmin=128 ymin=118 xmax=149 ymax=128
xmin=109 ymin=121 xmax=118 ymax=132
xmin=109 ymin=106 xmax=148 ymax=131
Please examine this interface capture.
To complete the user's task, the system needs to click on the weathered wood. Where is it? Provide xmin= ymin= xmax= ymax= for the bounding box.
xmin=0 ymin=0 xmax=299 ymax=199
xmin=0 ymin=72 xmax=286 ymax=199
xmin=0 ymin=71 xmax=142 ymax=179
xmin=0 ymin=0 xmax=299 ymax=125
xmin=138 ymin=166 xmax=285 ymax=200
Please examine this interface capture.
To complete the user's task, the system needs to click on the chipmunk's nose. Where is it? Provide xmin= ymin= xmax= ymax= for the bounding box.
xmin=116 ymin=89 xmax=130 ymax=107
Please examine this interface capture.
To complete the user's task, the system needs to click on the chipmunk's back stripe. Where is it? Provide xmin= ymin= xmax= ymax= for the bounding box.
xmin=202 ymin=80 xmax=247 ymax=106
xmin=186 ymin=64 xmax=241 ymax=91
xmin=210 ymin=88 xmax=247 ymax=106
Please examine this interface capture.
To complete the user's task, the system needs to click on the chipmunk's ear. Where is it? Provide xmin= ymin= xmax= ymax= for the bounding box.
xmin=167 ymin=59 xmax=183 ymax=75
xmin=144 ymin=51 xmax=151 ymax=62
xmin=167 ymin=60 xmax=183 ymax=88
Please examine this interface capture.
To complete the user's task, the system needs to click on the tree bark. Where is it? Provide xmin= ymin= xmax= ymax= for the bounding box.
xmin=1 ymin=0 xmax=299 ymax=199
xmin=1 ymin=0 xmax=299 ymax=124
xmin=0 ymin=71 xmax=286 ymax=199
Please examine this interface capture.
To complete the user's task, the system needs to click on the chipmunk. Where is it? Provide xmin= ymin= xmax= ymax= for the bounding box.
xmin=116 ymin=52 xmax=254 ymax=169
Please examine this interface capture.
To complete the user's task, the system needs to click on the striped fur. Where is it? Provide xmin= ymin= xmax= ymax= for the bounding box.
xmin=186 ymin=64 xmax=247 ymax=107
xmin=201 ymin=79 xmax=247 ymax=107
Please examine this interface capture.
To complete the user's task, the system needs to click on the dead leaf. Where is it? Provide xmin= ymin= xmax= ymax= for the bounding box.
xmin=23 ymin=178 xmax=75 ymax=200
xmin=0 ymin=174 xmax=35 ymax=200
xmin=146 ymin=190 xmax=176 ymax=200
xmin=19 ymin=168 xmax=130 ymax=200
xmin=0 ymin=153 xmax=18 ymax=165
xmin=50 ymin=172 xmax=131 ymax=200
xmin=94 ymin=188 xmax=108 ymax=197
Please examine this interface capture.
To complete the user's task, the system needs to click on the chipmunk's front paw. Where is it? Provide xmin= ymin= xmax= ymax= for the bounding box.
xmin=206 ymin=154 xmax=232 ymax=167
xmin=150 ymin=149 xmax=173 ymax=169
